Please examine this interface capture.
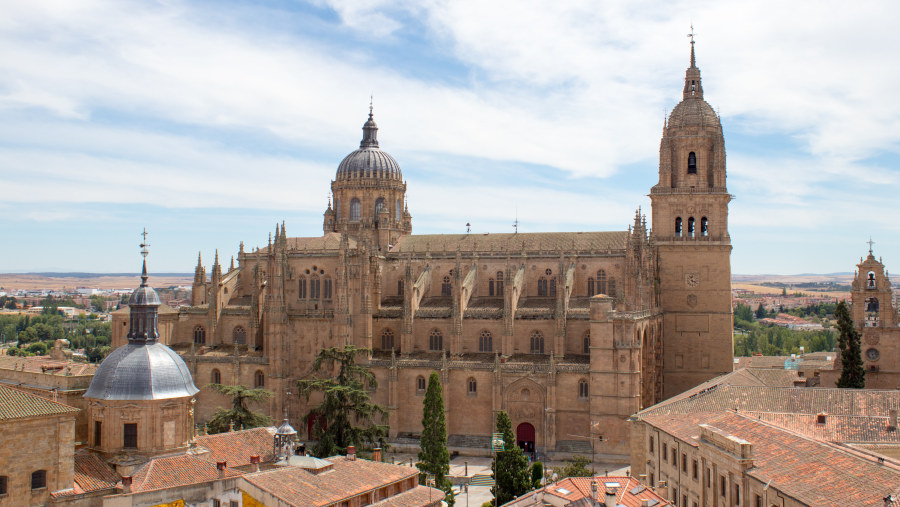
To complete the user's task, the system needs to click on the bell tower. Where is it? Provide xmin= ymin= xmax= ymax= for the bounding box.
xmin=650 ymin=38 xmax=733 ymax=397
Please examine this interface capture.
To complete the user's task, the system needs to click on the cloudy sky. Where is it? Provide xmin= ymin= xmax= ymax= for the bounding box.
xmin=1 ymin=0 xmax=899 ymax=275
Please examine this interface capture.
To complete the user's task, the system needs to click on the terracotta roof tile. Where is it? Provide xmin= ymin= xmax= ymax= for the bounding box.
xmin=131 ymin=455 xmax=243 ymax=493
xmin=0 ymin=354 xmax=98 ymax=376
xmin=194 ymin=427 xmax=276 ymax=467
xmin=0 ymin=384 xmax=79 ymax=420
xmin=371 ymin=485 xmax=445 ymax=506
xmin=73 ymin=451 xmax=120 ymax=493
xmin=510 ymin=475 xmax=671 ymax=506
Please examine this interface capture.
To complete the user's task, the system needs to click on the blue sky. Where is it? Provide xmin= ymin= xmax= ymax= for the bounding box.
xmin=1 ymin=0 xmax=899 ymax=275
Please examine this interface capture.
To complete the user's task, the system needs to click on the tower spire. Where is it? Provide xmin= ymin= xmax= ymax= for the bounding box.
xmin=682 ymin=27 xmax=703 ymax=100
xmin=360 ymin=99 xmax=379 ymax=148
xmin=688 ymin=24 xmax=696 ymax=68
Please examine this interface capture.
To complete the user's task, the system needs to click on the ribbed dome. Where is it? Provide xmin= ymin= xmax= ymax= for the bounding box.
xmin=667 ymin=98 xmax=720 ymax=129
xmin=335 ymin=108 xmax=402 ymax=182
xmin=84 ymin=342 xmax=199 ymax=400
xmin=129 ymin=285 xmax=160 ymax=306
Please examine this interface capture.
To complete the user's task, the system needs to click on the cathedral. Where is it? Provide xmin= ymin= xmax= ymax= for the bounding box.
xmin=112 ymin=42 xmax=734 ymax=459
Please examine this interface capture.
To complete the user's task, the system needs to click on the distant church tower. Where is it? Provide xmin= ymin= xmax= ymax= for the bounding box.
xmin=849 ymin=242 xmax=900 ymax=388
xmin=324 ymin=103 xmax=412 ymax=250
xmin=650 ymin=39 xmax=733 ymax=397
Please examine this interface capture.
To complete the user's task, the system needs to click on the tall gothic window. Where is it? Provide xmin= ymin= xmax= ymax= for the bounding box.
xmin=530 ymin=331 xmax=544 ymax=354
xmin=549 ymin=278 xmax=557 ymax=297
xmin=479 ymin=330 xmax=493 ymax=352
xmin=416 ymin=376 xmax=426 ymax=393
xmin=538 ymin=277 xmax=548 ymax=296
xmin=233 ymin=326 xmax=246 ymax=345
xmin=382 ymin=329 xmax=395 ymax=350
xmin=489 ymin=277 xmax=496 ymax=296
xmin=255 ymin=370 xmax=265 ymax=388
xmin=334 ymin=198 xmax=340 ymax=220
xmin=323 ymin=277 xmax=332 ymax=300
xmin=310 ymin=276 xmax=321 ymax=299
xmin=396 ymin=199 xmax=402 ymax=218
xmin=688 ymin=217 xmax=695 ymax=238
xmin=211 ymin=368 xmax=221 ymax=384
xmin=578 ymin=379 xmax=589 ymax=399
xmin=375 ymin=197 xmax=385 ymax=214
xmin=597 ymin=269 xmax=607 ymax=295
xmin=675 ymin=217 xmax=682 ymax=237
xmin=587 ymin=277 xmax=595 ymax=296
xmin=429 ymin=329 xmax=443 ymax=351
xmin=298 ymin=277 xmax=307 ymax=299
xmin=350 ymin=198 xmax=361 ymax=221
xmin=701 ymin=217 xmax=708 ymax=237
xmin=193 ymin=325 xmax=206 ymax=345
xmin=468 ymin=378 xmax=477 ymax=395
xmin=688 ymin=151 xmax=697 ymax=174
xmin=583 ymin=331 xmax=590 ymax=354
xmin=609 ymin=278 xmax=617 ymax=299
xmin=496 ymin=271 xmax=504 ymax=294
xmin=398 ymin=278 xmax=404 ymax=295
xmin=441 ymin=276 xmax=452 ymax=296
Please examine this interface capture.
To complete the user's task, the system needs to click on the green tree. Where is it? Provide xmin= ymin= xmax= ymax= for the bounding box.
xmin=417 ymin=372 xmax=453 ymax=503
xmin=530 ymin=461 xmax=543 ymax=489
xmin=7 ymin=347 xmax=19 ymax=356
xmin=491 ymin=411 xmax=531 ymax=505
xmin=297 ymin=345 xmax=387 ymax=457
xmin=835 ymin=301 xmax=865 ymax=388
xmin=26 ymin=341 xmax=48 ymax=355
xmin=556 ymin=455 xmax=592 ymax=479
xmin=206 ymin=384 xmax=273 ymax=434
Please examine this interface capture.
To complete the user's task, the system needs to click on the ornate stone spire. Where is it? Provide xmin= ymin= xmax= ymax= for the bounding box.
xmin=127 ymin=229 xmax=161 ymax=343
xmin=683 ymin=29 xmax=703 ymax=100
xmin=360 ymin=99 xmax=379 ymax=149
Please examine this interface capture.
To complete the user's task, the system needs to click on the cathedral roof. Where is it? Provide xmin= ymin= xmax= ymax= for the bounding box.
xmin=83 ymin=341 xmax=199 ymax=400
xmin=335 ymin=106 xmax=403 ymax=182
xmin=256 ymin=232 xmax=356 ymax=254
xmin=390 ymin=231 xmax=628 ymax=254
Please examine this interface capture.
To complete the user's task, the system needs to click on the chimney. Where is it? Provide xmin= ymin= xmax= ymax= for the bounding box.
xmin=121 ymin=476 xmax=132 ymax=494
xmin=642 ymin=500 xmax=651 ymax=507
xmin=250 ymin=455 xmax=260 ymax=473
xmin=347 ymin=445 xmax=356 ymax=461
xmin=373 ymin=447 xmax=382 ymax=462
xmin=890 ymin=409 xmax=898 ymax=430
xmin=216 ymin=461 xmax=227 ymax=479
xmin=605 ymin=488 xmax=616 ymax=507
xmin=816 ymin=413 xmax=827 ymax=425
xmin=655 ymin=480 xmax=668 ymax=499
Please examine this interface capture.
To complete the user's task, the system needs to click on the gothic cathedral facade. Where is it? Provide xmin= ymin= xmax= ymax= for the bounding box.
xmin=112 ymin=44 xmax=733 ymax=458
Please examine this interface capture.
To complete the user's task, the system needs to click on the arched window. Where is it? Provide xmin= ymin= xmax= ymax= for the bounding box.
xmin=688 ymin=152 xmax=697 ymax=174
xmin=375 ymin=197 xmax=385 ymax=214
xmin=609 ymin=278 xmax=617 ymax=299
xmin=479 ymin=330 xmax=493 ymax=352
xmin=211 ymin=368 xmax=221 ymax=384
xmin=701 ymin=217 xmax=708 ymax=237
xmin=597 ymin=270 xmax=607 ymax=295
xmin=538 ymin=277 xmax=548 ymax=296
xmin=298 ymin=277 xmax=307 ymax=299
xmin=675 ymin=217 xmax=682 ymax=237
xmin=310 ymin=276 xmax=321 ymax=299
xmin=549 ymin=278 xmax=557 ymax=297
xmin=578 ymin=379 xmax=589 ymax=399
xmin=255 ymin=370 xmax=265 ymax=388
xmin=429 ymin=329 xmax=443 ymax=351
xmin=489 ymin=277 xmax=496 ymax=296
xmin=583 ymin=331 xmax=590 ymax=354
xmin=382 ymin=329 xmax=395 ymax=350
xmin=233 ymin=326 xmax=246 ymax=345
xmin=416 ymin=376 xmax=426 ymax=393
xmin=398 ymin=278 xmax=404 ymax=296
xmin=334 ymin=198 xmax=340 ymax=220
xmin=867 ymin=271 xmax=876 ymax=288
xmin=350 ymin=198 xmax=361 ymax=221
xmin=193 ymin=325 xmax=206 ymax=345
xmin=587 ymin=277 xmax=595 ymax=296
xmin=396 ymin=199 xmax=402 ymax=218
xmin=468 ymin=377 xmax=477 ymax=395
xmin=530 ymin=331 xmax=544 ymax=354
xmin=323 ymin=277 xmax=332 ymax=300
xmin=441 ymin=276 xmax=452 ymax=296
xmin=31 ymin=470 xmax=47 ymax=490
xmin=688 ymin=217 xmax=695 ymax=238
xmin=496 ymin=271 xmax=504 ymax=294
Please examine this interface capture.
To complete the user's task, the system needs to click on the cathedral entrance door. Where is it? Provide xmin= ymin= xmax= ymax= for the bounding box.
xmin=516 ymin=422 xmax=536 ymax=454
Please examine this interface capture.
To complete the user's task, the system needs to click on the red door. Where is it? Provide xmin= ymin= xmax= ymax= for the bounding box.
xmin=516 ymin=422 xmax=536 ymax=452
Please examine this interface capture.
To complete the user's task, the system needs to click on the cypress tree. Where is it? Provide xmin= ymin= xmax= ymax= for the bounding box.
xmin=491 ymin=411 xmax=531 ymax=505
xmin=835 ymin=300 xmax=866 ymax=388
xmin=417 ymin=372 xmax=453 ymax=503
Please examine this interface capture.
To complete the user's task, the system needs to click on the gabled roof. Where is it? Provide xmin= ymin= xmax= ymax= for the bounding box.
xmin=390 ymin=231 xmax=629 ymax=255
xmin=508 ymin=475 xmax=670 ymax=507
xmin=0 ymin=384 xmax=79 ymax=420
xmin=73 ymin=451 xmax=120 ymax=493
xmin=193 ymin=426 xmax=276 ymax=467
xmin=130 ymin=454 xmax=243 ymax=493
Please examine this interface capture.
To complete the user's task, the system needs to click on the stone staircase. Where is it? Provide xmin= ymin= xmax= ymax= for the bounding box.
xmin=448 ymin=434 xmax=492 ymax=449
xmin=555 ymin=439 xmax=593 ymax=454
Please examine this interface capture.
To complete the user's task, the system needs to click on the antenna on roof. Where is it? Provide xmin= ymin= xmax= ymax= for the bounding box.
xmin=466 ymin=222 xmax=471 ymax=234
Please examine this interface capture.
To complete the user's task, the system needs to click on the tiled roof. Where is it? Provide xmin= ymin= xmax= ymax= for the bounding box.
xmin=746 ymin=412 xmax=900 ymax=443
xmin=371 ymin=485 xmax=445 ymax=506
xmin=636 ymin=369 xmax=900 ymax=419
xmin=194 ymin=427 xmax=277 ymax=467
xmin=0 ymin=384 xmax=79 ymax=420
xmin=242 ymin=456 xmax=418 ymax=507
xmin=733 ymin=351 xmax=836 ymax=370
xmin=645 ymin=412 xmax=900 ymax=506
xmin=73 ymin=451 xmax=120 ymax=493
xmin=257 ymin=233 xmax=354 ymax=254
xmin=390 ymin=231 xmax=629 ymax=255
xmin=0 ymin=354 xmax=98 ymax=376
xmin=509 ymin=475 xmax=670 ymax=507
xmin=130 ymin=454 xmax=243 ymax=492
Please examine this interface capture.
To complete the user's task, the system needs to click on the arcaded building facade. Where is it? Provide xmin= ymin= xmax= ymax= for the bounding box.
xmin=112 ymin=44 xmax=734 ymax=459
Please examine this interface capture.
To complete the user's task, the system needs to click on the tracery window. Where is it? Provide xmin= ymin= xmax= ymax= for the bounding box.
xmin=549 ymin=278 xmax=557 ymax=297
xmin=429 ymin=329 xmax=443 ymax=351
xmin=298 ymin=277 xmax=307 ymax=299
xmin=350 ymin=198 xmax=361 ymax=221
xmin=538 ymin=277 xmax=548 ymax=296
xmin=688 ymin=151 xmax=697 ymax=174
xmin=193 ymin=325 xmax=206 ymax=345
xmin=323 ymin=277 xmax=332 ymax=300
xmin=310 ymin=276 xmax=321 ymax=299
xmin=382 ymin=329 xmax=395 ymax=350
xmin=578 ymin=379 xmax=589 ymax=399
xmin=255 ymin=370 xmax=265 ymax=388
xmin=597 ymin=269 xmax=607 ymax=295
xmin=233 ymin=326 xmax=246 ymax=345
xmin=479 ymin=330 xmax=493 ymax=352
xmin=441 ymin=276 xmax=452 ymax=296
xmin=211 ymin=368 xmax=221 ymax=384
xmin=468 ymin=377 xmax=477 ymax=395
xmin=496 ymin=271 xmax=504 ymax=294
xmin=530 ymin=331 xmax=544 ymax=354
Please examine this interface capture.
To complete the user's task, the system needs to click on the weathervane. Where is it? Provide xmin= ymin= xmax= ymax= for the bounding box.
xmin=140 ymin=228 xmax=150 ymax=259
xmin=369 ymin=94 xmax=374 ymax=117
xmin=687 ymin=24 xmax=695 ymax=44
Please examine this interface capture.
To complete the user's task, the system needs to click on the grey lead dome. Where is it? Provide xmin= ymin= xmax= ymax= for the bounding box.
xmin=335 ymin=110 xmax=403 ymax=182
xmin=84 ymin=342 xmax=199 ymax=400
